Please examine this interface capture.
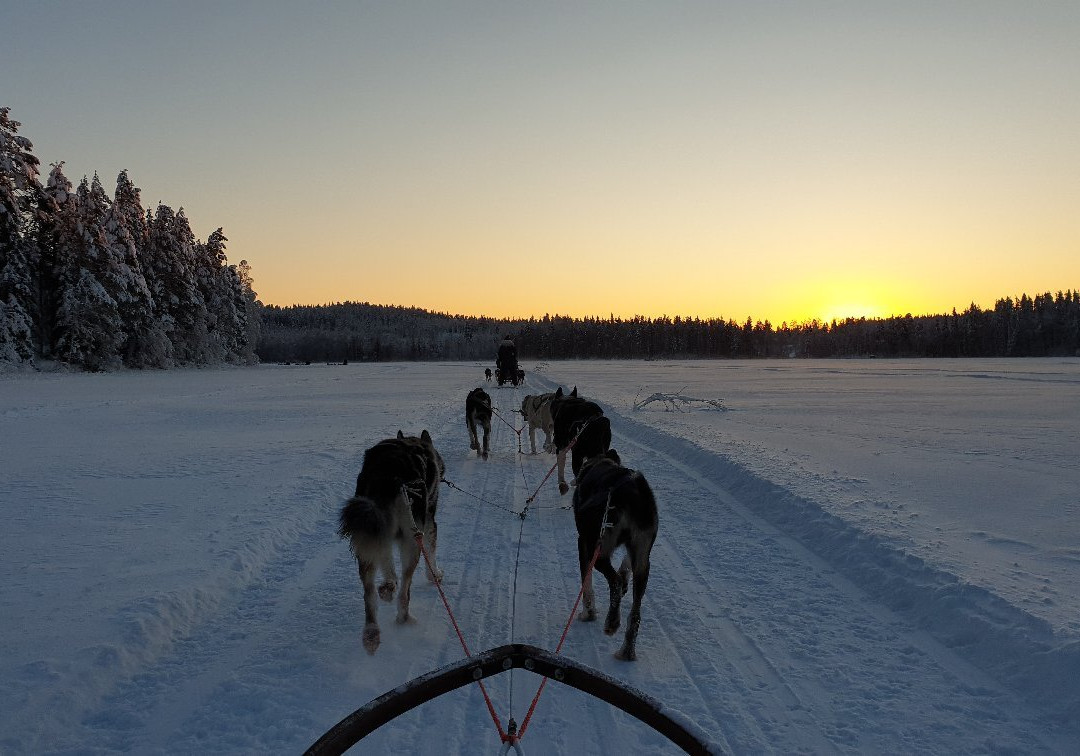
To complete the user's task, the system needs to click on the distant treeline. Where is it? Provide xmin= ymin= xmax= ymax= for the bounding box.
xmin=258 ymin=290 xmax=1080 ymax=364
xmin=1 ymin=107 xmax=260 ymax=370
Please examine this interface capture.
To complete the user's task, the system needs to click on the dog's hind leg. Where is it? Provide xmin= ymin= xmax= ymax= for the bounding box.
xmin=481 ymin=420 xmax=490 ymax=460
xmin=617 ymin=554 xmax=631 ymax=596
xmin=357 ymin=557 xmax=382 ymax=654
xmin=557 ymin=449 xmax=571 ymax=495
xmin=376 ymin=544 xmax=398 ymax=602
xmin=423 ymin=518 xmax=443 ymax=583
xmin=467 ymin=416 xmax=480 ymax=453
xmin=577 ymin=534 xmax=597 ymax=621
xmin=396 ymin=536 xmax=421 ymax=625
xmin=615 ymin=541 xmax=652 ymax=661
xmin=593 ymin=553 xmax=624 ymax=637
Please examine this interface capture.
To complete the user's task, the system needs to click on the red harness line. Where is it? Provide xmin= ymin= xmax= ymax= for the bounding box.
xmin=413 ymin=532 xmax=509 ymax=743
xmin=515 ymin=535 xmax=605 ymax=741
xmin=417 ymin=413 xmax=605 ymax=746
xmin=524 ymin=417 xmax=593 ymax=504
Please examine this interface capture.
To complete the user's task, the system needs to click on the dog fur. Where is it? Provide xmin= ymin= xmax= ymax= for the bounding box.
xmin=338 ymin=430 xmax=445 ymax=655
xmin=550 ymin=386 xmax=611 ymax=495
xmin=572 ymin=449 xmax=658 ymax=660
xmin=466 ymin=387 xmax=492 ymax=460
xmin=520 ymin=391 xmax=555 ymax=454
xmin=484 ymin=368 xmax=492 ymax=381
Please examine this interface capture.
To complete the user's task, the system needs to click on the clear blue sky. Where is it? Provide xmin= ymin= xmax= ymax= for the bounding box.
xmin=5 ymin=1 xmax=1079 ymax=323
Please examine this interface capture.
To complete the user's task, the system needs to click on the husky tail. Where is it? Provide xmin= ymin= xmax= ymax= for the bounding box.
xmin=338 ymin=495 xmax=393 ymax=541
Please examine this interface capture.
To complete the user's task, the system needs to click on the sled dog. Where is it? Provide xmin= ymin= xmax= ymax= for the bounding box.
xmin=466 ymin=387 xmax=492 ymax=460
xmin=550 ymin=386 xmax=611 ymax=495
xmin=520 ymin=391 xmax=555 ymax=454
xmin=484 ymin=368 xmax=492 ymax=381
xmin=338 ymin=430 xmax=445 ymax=655
xmin=572 ymin=449 xmax=658 ymax=661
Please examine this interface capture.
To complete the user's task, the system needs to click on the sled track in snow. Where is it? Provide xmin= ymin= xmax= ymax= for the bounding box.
xmin=526 ymin=373 xmax=1079 ymax=749
xmin=308 ymin=373 xmax=1075 ymax=753
xmin=19 ymin=366 xmax=1075 ymax=753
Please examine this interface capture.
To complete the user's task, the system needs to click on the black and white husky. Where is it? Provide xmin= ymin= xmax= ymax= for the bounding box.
xmin=338 ymin=430 xmax=445 ymax=655
xmin=520 ymin=391 xmax=555 ymax=454
xmin=550 ymin=386 xmax=611 ymax=495
xmin=572 ymin=449 xmax=658 ymax=661
xmin=465 ymin=387 xmax=492 ymax=460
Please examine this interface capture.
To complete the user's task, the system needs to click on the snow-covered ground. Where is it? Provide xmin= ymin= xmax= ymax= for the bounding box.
xmin=2 ymin=359 xmax=1078 ymax=754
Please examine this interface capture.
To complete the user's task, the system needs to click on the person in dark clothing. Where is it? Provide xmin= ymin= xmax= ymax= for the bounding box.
xmin=496 ymin=335 xmax=518 ymax=385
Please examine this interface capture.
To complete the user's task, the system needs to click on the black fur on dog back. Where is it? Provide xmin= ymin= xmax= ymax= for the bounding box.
xmin=550 ymin=387 xmax=611 ymax=483
xmin=572 ymin=449 xmax=658 ymax=661
xmin=339 ymin=432 xmax=442 ymax=541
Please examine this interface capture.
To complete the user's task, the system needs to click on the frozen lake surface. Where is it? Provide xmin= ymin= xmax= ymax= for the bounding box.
xmin=2 ymin=358 xmax=1078 ymax=754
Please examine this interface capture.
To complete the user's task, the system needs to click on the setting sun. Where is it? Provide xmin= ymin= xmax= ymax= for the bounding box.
xmin=820 ymin=301 xmax=888 ymax=324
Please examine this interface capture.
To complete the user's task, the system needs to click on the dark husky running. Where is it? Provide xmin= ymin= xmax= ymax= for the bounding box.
xmin=550 ymin=386 xmax=611 ymax=495
xmin=465 ymin=387 xmax=492 ymax=459
xmin=572 ymin=449 xmax=658 ymax=661
xmin=338 ymin=430 xmax=445 ymax=655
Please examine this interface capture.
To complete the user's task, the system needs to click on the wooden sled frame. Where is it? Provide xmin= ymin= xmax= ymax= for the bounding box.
xmin=305 ymin=643 xmax=720 ymax=755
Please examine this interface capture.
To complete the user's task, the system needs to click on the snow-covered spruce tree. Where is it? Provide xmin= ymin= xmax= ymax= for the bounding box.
xmin=51 ymin=175 xmax=124 ymax=369
xmin=235 ymin=259 xmax=261 ymax=363
xmin=146 ymin=204 xmax=210 ymax=363
xmin=35 ymin=162 xmax=81 ymax=360
xmin=196 ymin=228 xmax=245 ymax=362
xmin=0 ymin=107 xmax=43 ymax=366
xmin=104 ymin=170 xmax=170 ymax=367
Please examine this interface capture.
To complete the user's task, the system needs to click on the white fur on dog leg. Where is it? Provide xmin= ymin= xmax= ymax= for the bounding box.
xmin=362 ymin=624 xmax=380 ymax=654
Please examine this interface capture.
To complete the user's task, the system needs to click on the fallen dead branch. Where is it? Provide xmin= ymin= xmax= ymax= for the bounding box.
xmin=632 ymin=387 xmax=726 ymax=413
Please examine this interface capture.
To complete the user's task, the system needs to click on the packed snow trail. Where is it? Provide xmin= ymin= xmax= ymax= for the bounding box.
xmin=1 ymin=363 xmax=1077 ymax=754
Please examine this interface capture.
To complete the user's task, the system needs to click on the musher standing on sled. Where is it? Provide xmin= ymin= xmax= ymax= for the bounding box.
xmin=496 ymin=335 xmax=518 ymax=386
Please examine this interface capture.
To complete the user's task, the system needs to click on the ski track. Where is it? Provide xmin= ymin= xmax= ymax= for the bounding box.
xmin=7 ymin=365 xmax=1079 ymax=754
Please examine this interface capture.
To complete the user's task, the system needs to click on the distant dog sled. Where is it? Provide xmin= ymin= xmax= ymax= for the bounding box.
xmin=495 ymin=335 xmax=522 ymax=386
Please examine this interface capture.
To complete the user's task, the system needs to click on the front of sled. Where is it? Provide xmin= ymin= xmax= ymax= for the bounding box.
xmin=305 ymin=644 xmax=722 ymax=755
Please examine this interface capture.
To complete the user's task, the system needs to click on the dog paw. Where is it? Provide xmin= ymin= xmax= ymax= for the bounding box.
xmin=378 ymin=582 xmax=396 ymax=601
xmin=482 ymin=451 xmax=489 ymax=460
xmin=362 ymin=625 xmax=380 ymax=655
xmin=604 ymin=620 xmax=621 ymax=636
xmin=395 ymin=614 xmax=417 ymax=625
xmin=426 ymin=566 xmax=444 ymax=583
xmin=578 ymin=609 xmax=597 ymax=622
xmin=558 ymin=481 xmax=570 ymax=496
xmin=614 ymin=647 xmax=636 ymax=662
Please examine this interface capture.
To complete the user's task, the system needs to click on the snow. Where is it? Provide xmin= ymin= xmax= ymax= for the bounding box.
xmin=2 ymin=358 xmax=1078 ymax=754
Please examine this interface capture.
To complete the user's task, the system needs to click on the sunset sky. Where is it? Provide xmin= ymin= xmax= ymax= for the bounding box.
xmin=6 ymin=1 xmax=1078 ymax=324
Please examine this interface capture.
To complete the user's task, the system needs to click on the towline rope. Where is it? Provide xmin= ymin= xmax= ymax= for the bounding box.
xmin=513 ymin=494 xmax=613 ymax=742
xmin=421 ymin=400 xmax=608 ymax=747
xmin=490 ymin=406 xmax=524 ymax=436
xmin=412 ymin=531 xmax=508 ymax=743
xmin=441 ymin=477 xmax=522 ymax=516
xmin=524 ymin=417 xmax=594 ymax=505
